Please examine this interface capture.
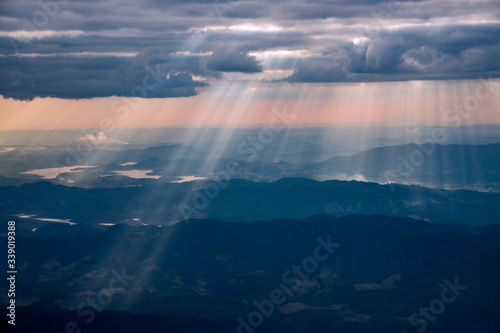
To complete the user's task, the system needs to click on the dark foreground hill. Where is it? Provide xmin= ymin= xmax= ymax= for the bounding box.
xmin=1 ymin=178 xmax=499 ymax=237
xmin=2 ymin=214 xmax=500 ymax=332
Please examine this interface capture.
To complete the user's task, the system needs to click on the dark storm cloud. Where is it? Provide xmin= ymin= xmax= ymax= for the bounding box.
xmin=0 ymin=0 xmax=499 ymax=99
xmin=0 ymin=54 xmax=207 ymax=100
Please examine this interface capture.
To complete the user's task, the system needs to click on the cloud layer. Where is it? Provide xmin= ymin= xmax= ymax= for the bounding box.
xmin=0 ymin=0 xmax=499 ymax=99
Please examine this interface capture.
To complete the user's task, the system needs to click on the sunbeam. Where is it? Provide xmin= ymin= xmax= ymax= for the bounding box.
xmin=1 ymin=0 xmax=500 ymax=332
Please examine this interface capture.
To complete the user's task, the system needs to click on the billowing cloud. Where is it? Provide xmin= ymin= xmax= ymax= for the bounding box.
xmin=288 ymin=23 xmax=500 ymax=82
xmin=206 ymin=48 xmax=263 ymax=73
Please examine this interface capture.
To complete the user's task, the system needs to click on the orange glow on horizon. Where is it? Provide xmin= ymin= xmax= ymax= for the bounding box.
xmin=1 ymin=80 xmax=499 ymax=130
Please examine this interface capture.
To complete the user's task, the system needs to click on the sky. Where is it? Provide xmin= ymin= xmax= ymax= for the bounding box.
xmin=0 ymin=0 xmax=499 ymax=129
